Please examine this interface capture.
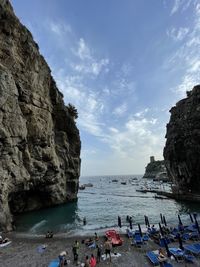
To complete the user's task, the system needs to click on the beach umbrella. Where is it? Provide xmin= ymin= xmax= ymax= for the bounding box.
xmin=146 ymin=216 xmax=150 ymax=228
xmin=129 ymin=217 xmax=133 ymax=230
xmin=159 ymin=223 xmax=164 ymax=236
xmin=189 ymin=213 xmax=194 ymax=223
xmin=178 ymin=215 xmax=183 ymax=225
xmin=144 ymin=215 xmax=147 ymax=227
xmin=163 ymin=216 xmax=167 ymax=226
xmin=138 ymin=223 xmax=142 ymax=236
xmin=160 ymin=213 xmax=163 ymax=224
xmin=118 ymin=216 xmax=122 ymax=228
xmin=194 ymin=215 xmax=200 ymax=234
xmin=163 ymin=238 xmax=171 ymax=257
xmin=177 ymin=233 xmax=184 ymax=250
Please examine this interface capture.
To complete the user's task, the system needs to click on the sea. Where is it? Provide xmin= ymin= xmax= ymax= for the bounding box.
xmin=14 ymin=175 xmax=200 ymax=236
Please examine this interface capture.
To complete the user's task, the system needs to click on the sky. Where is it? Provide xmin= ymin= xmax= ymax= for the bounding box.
xmin=11 ymin=0 xmax=200 ymax=176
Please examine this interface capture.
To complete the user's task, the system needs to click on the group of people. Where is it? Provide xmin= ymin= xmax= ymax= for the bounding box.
xmin=45 ymin=230 xmax=54 ymax=238
xmin=58 ymin=234 xmax=113 ymax=266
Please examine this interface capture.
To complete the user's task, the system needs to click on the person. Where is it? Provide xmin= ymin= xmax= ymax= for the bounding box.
xmin=58 ymin=251 xmax=67 ymax=267
xmin=96 ymin=245 xmax=102 ymax=263
xmin=89 ymin=254 xmax=97 ymax=267
xmin=84 ymin=255 xmax=90 ymax=267
xmin=72 ymin=241 xmax=79 ymax=264
xmin=94 ymin=232 xmax=99 ymax=241
xmin=158 ymin=248 xmax=167 ymax=265
xmin=85 ymin=238 xmax=94 ymax=247
xmin=104 ymin=237 xmax=112 ymax=262
xmin=126 ymin=215 xmax=130 ymax=222
xmin=83 ymin=217 xmax=86 ymax=225
xmin=46 ymin=230 xmax=53 ymax=238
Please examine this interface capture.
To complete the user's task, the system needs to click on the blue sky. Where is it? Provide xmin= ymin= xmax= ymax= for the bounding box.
xmin=11 ymin=0 xmax=200 ymax=176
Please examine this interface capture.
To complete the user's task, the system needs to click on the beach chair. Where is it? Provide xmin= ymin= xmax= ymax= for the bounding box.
xmin=183 ymin=254 xmax=196 ymax=263
xmin=133 ymin=234 xmax=143 ymax=246
xmin=163 ymin=263 xmax=173 ymax=267
xmin=168 ymin=248 xmax=184 ymax=262
xmin=146 ymin=251 xmax=159 ymax=266
xmin=182 ymin=232 xmax=190 ymax=241
xmin=143 ymin=234 xmax=149 ymax=242
xmin=48 ymin=259 xmax=59 ymax=267
xmin=184 ymin=244 xmax=200 ymax=255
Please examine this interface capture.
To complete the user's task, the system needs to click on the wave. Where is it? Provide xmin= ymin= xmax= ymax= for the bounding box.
xmin=29 ymin=220 xmax=47 ymax=233
xmin=79 ymin=191 xmax=153 ymax=198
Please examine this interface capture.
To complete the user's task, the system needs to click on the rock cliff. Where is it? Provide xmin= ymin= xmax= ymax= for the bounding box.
xmin=0 ymin=0 xmax=81 ymax=231
xmin=164 ymin=85 xmax=200 ymax=194
xmin=143 ymin=156 xmax=166 ymax=179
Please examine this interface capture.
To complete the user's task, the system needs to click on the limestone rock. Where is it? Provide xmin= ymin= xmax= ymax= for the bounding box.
xmin=0 ymin=0 xmax=81 ymax=231
xmin=164 ymin=85 xmax=200 ymax=193
xmin=143 ymin=156 xmax=166 ymax=179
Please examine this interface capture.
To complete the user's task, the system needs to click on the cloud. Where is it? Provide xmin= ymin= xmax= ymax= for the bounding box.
xmin=50 ymin=21 xmax=72 ymax=36
xmin=165 ymin=2 xmax=200 ymax=96
xmin=170 ymin=0 xmax=181 ymax=15
xmin=102 ymin=115 xmax=162 ymax=160
xmin=167 ymin=27 xmax=189 ymax=41
xmin=72 ymin=38 xmax=109 ymax=76
xmin=170 ymin=0 xmax=194 ymax=15
xmin=113 ymin=103 xmax=127 ymax=116
xmin=134 ymin=108 xmax=149 ymax=118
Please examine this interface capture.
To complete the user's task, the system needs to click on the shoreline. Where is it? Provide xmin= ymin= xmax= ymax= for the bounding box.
xmin=1 ymin=230 xmax=199 ymax=267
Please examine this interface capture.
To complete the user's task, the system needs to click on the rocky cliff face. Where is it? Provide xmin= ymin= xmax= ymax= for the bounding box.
xmin=164 ymin=85 xmax=200 ymax=193
xmin=143 ymin=160 xmax=166 ymax=179
xmin=0 ymin=0 xmax=81 ymax=231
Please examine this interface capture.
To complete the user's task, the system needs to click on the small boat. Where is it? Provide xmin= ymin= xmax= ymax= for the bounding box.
xmin=121 ymin=182 xmax=127 ymax=185
xmin=105 ymin=230 xmax=123 ymax=246
xmin=84 ymin=183 xmax=93 ymax=187
xmin=79 ymin=185 xmax=85 ymax=190
xmin=112 ymin=179 xmax=118 ymax=182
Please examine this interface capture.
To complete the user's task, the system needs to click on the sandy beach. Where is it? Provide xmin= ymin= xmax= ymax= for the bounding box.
xmin=0 ymin=232 xmax=199 ymax=267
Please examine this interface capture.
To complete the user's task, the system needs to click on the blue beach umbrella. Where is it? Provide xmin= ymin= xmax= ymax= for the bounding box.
xmin=194 ymin=215 xmax=200 ymax=234
xmin=118 ymin=216 xmax=122 ymax=228
xmin=144 ymin=215 xmax=147 ymax=227
xmin=129 ymin=217 xmax=133 ymax=230
xmin=178 ymin=215 xmax=183 ymax=225
xmin=138 ymin=223 xmax=142 ymax=236
xmin=163 ymin=216 xmax=167 ymax=226
xmin=159 ymin=223 xmax=164 ymax=236
xmin=177 ymin=233 xmax=184 ymax=250
xmin=189 ymin=213 xmax=194 ymax=223
xmin=163 ymin=238 xmax=171 ymax=257
xmin=160 ymin=213 xmax=163 ymax=224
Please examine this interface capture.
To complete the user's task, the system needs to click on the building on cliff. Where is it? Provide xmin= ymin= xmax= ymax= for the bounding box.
xmin=0 ymin=0 xmax=81 ymax=231
xmin=143 ymin=156 xmax=168 ymax=181
xmin=164 ymin=85 xmax=200 ymax=194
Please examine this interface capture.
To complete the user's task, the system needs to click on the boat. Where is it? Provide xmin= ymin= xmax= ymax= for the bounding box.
xmin=105 ymin=230 xmax=123 ymax=246
xmin=79 ymin=185 xmax=85 ymax=190
xmin=121 ymin=182 xmax=127 ymax=185
xmin=112 ymin=179 xmax=118 ymax=182
xmin=83 ymin=183 xmax=93 ymax=187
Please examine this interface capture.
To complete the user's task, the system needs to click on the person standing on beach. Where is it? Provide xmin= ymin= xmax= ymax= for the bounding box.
xmin=89 ymin=254 xmax=97 ymax=267
xmin=96 ymin=245 xmax=102 ymax=263
xmin=104 ymin=237 xmax=112 ymax=262
xmin=84 ymin=255 xmax=90 ymax=267
xmin=72 ymin=240 xmax=79 ymax=264
xmin=83 ymin=217 xmax=86 ymax=225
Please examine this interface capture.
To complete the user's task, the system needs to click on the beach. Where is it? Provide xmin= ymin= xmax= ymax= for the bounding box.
xmin=0 ymin=232 xmax=199 ymax=267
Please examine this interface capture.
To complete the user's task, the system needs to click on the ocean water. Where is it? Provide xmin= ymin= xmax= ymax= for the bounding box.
xmin=14 ymin=175 xmax=200 ymax=236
